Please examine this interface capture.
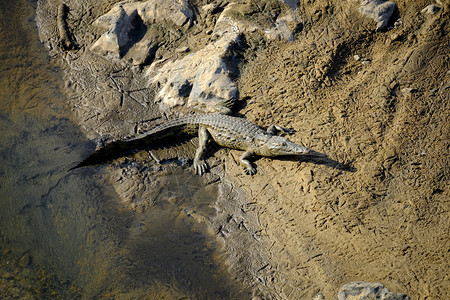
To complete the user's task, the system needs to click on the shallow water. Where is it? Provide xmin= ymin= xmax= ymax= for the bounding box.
xmin=0 ymin=0 xmax=240 ymax=297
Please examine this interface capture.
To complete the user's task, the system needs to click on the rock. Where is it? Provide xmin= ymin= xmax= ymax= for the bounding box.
xmin=213 ymin=3 xmax=301 ymax=42
xmin=18 ymin=253 xmax=31 ymax=268
xmin=108 ymin=0 xmax=193 ymax=27
xmin=201 ymin=3 xmax=219 ymax=15
xmin=147 ymin=4 xmax=250 ymax=111
xmin=91 ymin=0 xmax=193 ymax=59
xmin=354 ymin=55 xmax=361 ymax=61
xmin=283 ymin=0 xmax=299 ymax=10
xmin=147 ymin=33 xmax=240 ymax=110
xmin=359 ymin=0 xmax=396 ymax=31
xmin=91 ymin=6 xmax=139 ymax=59
xmin=338 ymin=282 xmax=409 ymax=300
xmin=265 ymin=15 xmax=295 ymax=42
xmin=421 ymin=5 xmax=440 ymax=15
xmin=213 ymin=3 xmax=252 ymax=37
xmin=362 ymin=60 xmax=371 ymax=65
xmin=124 ymin=27 xmax=160 ymax=66
xmin=264 ymin=9 xmax=302 ymax=42
xmin=175 ymin=46 xmax=190 ymax=53
xmin=401 ymin=87 xmax=417 ymax=95
xmin=313 ymin=292 xmax=325 ymax=300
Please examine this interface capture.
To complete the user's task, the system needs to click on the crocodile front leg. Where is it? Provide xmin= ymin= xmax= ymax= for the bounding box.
xmin=267 ymin=124 xmax=295 ymax=135
xmin=193 ymin=126 xmax=210 ymax=175
xmin=240 ymin=151 xmax=256 ymax=175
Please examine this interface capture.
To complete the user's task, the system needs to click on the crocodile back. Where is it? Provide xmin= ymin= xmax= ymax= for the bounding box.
xmin=192 ymin=114 xmax=269 ymax=150
xmin=134 ymin=114 xmax=267 ymax=141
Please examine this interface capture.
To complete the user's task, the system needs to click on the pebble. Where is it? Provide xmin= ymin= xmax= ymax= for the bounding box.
xmin=18 ymin=253 xmax=31 ymax=268
xmin=353 ymin=55 xmax=361 ymax=61
xmin=313 ymin=293 xmax=325 ymax=300
xmin=421 ymin=5 xmax=440 ymax=15
xmin=390 ymin=33 xmax=400 ymax=41
xmin=362 ymin=60 xmax=371 ymax=65
xmin=175 ymin=46 xmax=190 ymax=53
xmin=394 ymin=19 xmax=402 ymax=29
xmin=401 ymin=87 xmax=417 ymax=95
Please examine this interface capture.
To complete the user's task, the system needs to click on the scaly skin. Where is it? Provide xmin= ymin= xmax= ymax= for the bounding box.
xmin=72 ymin=114 xmax=312 ymax=175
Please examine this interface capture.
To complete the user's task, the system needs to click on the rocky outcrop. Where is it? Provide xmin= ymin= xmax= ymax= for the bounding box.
xmin=89 ymin=1 xmax=304 ymax=111
xmin=147 ymin=2 xmax=303 ymax=110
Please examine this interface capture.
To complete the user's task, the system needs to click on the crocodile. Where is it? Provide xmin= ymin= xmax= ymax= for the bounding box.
xmin=72 ymin=113 xmax=312 ymax=175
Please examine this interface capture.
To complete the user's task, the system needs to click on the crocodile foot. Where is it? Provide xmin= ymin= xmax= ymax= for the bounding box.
xmin=245 ymin=166 xmax=256 ymax=175
xmin=194 ymin=160 xmax=209 ymax=175
xmin=267 ymin=124 xmax=296 ymax=135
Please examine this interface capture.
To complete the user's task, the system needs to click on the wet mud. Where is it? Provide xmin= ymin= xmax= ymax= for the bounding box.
xmin=0 ymin=0 xmax=246 ymax=298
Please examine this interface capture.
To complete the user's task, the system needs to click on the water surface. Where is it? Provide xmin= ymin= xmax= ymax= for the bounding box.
xmin=0 ymin=0 xmax=242 ymax=297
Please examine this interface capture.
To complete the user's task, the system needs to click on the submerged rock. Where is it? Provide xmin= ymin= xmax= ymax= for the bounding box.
xmin=338 ymin=282 xmax=409 ymax=300
xmin=359 ymin=0 xmax=396 ymax=31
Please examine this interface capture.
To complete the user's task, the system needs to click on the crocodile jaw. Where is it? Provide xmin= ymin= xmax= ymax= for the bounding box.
xmin=263 ymin=136 xmax=310 ymax=157
xmin=280 ymin=142 xmax=311 ymax=156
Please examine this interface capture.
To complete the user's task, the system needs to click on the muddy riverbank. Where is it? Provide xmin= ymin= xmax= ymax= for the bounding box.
xmin=3 ymin=0 xmax=448 ymax=298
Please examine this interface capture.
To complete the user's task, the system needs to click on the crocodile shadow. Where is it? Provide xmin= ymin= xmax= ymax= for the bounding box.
xmin=204 ymin=146 xmax=357 ymax=174
xmin=279 ymin=150 xmax=357 ymax=172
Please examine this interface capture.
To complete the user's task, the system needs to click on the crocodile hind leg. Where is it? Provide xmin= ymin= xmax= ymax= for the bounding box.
xmin=193 ymin=126 xmax=210 ymax=175
xmin=267 ymin=124 xmax=296 ymax=135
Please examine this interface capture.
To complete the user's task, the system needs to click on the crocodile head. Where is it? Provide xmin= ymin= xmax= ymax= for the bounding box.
xmin=263 ymin=136 xmax=310 ymax=157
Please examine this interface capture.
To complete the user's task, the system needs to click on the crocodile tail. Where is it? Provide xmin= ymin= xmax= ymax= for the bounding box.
xmin=70 ymin=119 xmax=199 ymax=170
xmin=69 ymin=139 xmax=140 ymax=170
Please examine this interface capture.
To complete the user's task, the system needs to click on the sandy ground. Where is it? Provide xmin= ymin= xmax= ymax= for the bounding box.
xmin=30 ymin=0 xmax=449 ymax=298
xmin=229 ymin=1 xmax=449 ymax=298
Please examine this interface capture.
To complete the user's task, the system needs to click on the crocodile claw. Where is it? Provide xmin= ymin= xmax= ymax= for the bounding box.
xmin=245 ymin=166 xmax=256 ymax=175
xmin=194 ymin=160 xmax=209 ymax=175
